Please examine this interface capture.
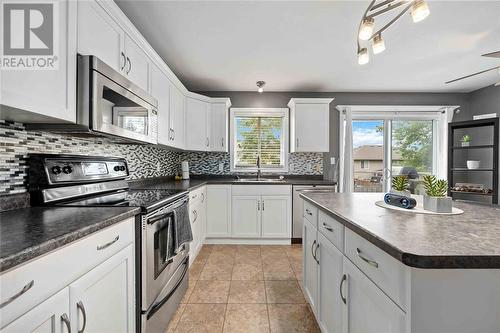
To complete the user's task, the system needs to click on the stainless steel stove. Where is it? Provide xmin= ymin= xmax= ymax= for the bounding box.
xmin=28 ymin=154 xmax=191 ymax=333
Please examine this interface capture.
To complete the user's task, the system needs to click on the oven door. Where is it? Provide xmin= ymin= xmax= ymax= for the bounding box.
xmin=91 ymin=68 xmax=158 ymax=144
xmin=142 ymin=257 xmax=189 ymax=333
xmin=143 ymin=207 xmax=189 ymax=309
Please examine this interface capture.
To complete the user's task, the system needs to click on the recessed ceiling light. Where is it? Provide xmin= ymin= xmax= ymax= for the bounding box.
xmin=256 ymin=81 xmax=266 ymax=93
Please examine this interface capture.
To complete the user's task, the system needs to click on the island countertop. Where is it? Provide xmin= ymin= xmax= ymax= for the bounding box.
xmin=300 ymin=192 xmax=500 ymax=268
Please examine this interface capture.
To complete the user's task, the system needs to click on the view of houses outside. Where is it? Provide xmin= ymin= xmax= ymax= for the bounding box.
xmin=352 ymin=120 xmax=433 ymax=193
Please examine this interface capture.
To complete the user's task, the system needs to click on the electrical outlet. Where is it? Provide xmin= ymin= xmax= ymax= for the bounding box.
xmin=156 ymin=161 xmax=161 ymax=172
xmin=289 ymin=163 xmax=294 ymax=172
xmin=218 ymin=162 xmax=224 ymax=172
xmin=306 ymin=163 xmax=312 ymax=172
xmin=330 ymin=157 xmax=336 ymax=165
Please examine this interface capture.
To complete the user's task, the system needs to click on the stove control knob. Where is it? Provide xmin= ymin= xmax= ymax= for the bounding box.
xmin=51 ymin=166 xmax=62 ymax=174
xmin=62 ymin=166 xmax=73 ymax=174
xmin=120 ymin=166 xmax=126 ymax=171
xmin=114 ymin=165 xmax=121 ymax=172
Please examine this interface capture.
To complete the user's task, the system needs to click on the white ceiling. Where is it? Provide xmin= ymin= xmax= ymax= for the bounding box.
xmin=116 ymin=0 xmax=500 ymax=93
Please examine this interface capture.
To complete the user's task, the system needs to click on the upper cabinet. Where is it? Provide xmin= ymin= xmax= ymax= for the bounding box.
xmin=169 ymin=83 xmax=186 ymax=149
xmin=78 ymin=1 xmax=150 ymax=92
xmin=186 ymin=95 xmax=210 ymax=151
xmin=210 ymin=98 xmax=231 ymax=152
xmin=151 ymin=64 xmax=170 ymax=146
xmin=288 ymin=98 xmax=333 ymax=152
xmin=0 ymin=0 xmax=77 ymax=123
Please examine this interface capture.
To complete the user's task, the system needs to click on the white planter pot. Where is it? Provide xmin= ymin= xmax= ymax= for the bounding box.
xmin=461 ymin=141 xmax=470 ymax=147
xmin=423 ymin=195 xmax=452 ymax=213
xmin=467 ymin=160 xmax=480 ymax=169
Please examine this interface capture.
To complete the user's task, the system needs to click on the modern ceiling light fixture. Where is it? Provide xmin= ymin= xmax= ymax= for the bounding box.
xmin=256 ymin=81 xmax=266 ymax=93
xmin=357 ymin=0 xmax=430 ymax=65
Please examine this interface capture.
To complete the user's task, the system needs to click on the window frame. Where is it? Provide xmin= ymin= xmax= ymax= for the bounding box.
xmin=230 ymin=108 xmax=289 ymax=173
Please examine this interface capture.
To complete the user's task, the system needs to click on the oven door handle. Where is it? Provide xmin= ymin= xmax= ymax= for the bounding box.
xmin=146 ymin=257 xmax=189 ymax=320
xmin=147 ymin=212 xmax=172 ymax=225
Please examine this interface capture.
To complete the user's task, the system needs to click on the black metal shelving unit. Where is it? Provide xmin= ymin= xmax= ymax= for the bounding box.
xmin=448 ymin=118 xmax=499 ymax=204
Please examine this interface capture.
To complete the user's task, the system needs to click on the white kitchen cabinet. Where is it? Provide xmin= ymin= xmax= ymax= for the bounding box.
xmin=261 ymin=196 xmax=290 ymax=238
xmin=289 ymin=98 xmax=333 ymax=152
xmin=318 ymin=233 xmax=344 ymax=333
xmin=123 ymin=34 xmax=150 ymax=90
xmin=2 ymin=288 xmax=70 ymax=333
xmin=1 ymin=0 xmax=77 ymax=124
xmin=185 ymin=97 xmax=210 ymax=151
xmin=206 ymin=185 xmax=232 ymax=237
xmin=303 ymin=218 xmax=319 ymax=314
xmin=209 ymin=99 xmax=231 ymax=152
xmin=151 ymin=64 xmax=171 ymax=145
xmin=342 ymin=258 xmax=406 ymax=333
xmin=169 ymin=83 xmax=186 ymax=149
xmin=69 ymin=244 xmax=135 ymax=333
xmin=231 ymin=196 xmax=261 ymax=238
xmin=78 ymin=0 xmax=124 ymax=73
xmin=189 ymin=186 xmax=207 ymax=263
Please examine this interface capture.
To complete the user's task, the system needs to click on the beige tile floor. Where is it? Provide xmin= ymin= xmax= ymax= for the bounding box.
xmin=166 ymin=244 xmax=320 ymax=333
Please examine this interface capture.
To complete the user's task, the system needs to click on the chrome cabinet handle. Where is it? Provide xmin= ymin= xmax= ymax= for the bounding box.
xmin=120 ymin=52 xmax=126 ymax=71
xmin=61 ymin=313 xmax=71 ymax=333
xmin=311 ymin=240 xmax=317 ymax=262
xmin=356 ymin=248 xmax=379 ymax=268
xmin=97 ymin=235 xmax=119 ymax=250
xmin=257 ymin=200 xmax=260 ymax=211
xmin=192 ymin=210 xmax=197 ymax=223
xmin=191 ymin=194 xmax=197 ymax=199
xmin=314 ymin=242 xmax=320 ymax=264
xmin=305 ymin=209 xmax=312 ymax=216
xmin=262 ymin=200 xmax=265 ymax=211
xmin=206 ymin=137 xmax=209 ymax=147
xmin=172 ymin=129 xmax=175 ymax=140
xmin=221 ymin=137 xmax=224 ymax=147
xmin=0 ymin=280 xmax=34 ymax=309
xmin=322 ymin=222 xmax=334 ymax=232
xmin=201 ymin=192 xmax=205 ymax=203
xmin=126 ymin=57 xmax=131 ymax=74
xmin=296 ymin=138 xmax=299 ymax=148
xmin=77 ymin=301 xmax=87 ymax=333
xmin=340 ymin=274 xmax=347 ymax=305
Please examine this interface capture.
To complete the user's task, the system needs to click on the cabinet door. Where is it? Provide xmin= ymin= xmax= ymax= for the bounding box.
xmin=318 ymin=233 xmax=343 ymax=333
xmin=151 ymin=64 xmax=170 ymax=145
xmin=342 ymin=258 xmax=406 ymax=333
xmin=69 ymin=245 xmax=135 ymax=333
xmin=78 ymin=0 xmax=124 ymax=73
xmin=185 ymin=98 xmax=208 ymax=151
xmin=303 ymin=219 xmax=319 ymax=314
xmin=124 ymin=34 xmax=150 ymax=91
xmin=2 ymin=288 xmax=70 ymax=333
xmin=294 ymin=103 xmax=329 ymax=152
xmin=169 ymin=83 xmax=185 ymax=149
xmin=189 ymin=202 xmax=204 ymax=261
xmin=231 ymin=196 xmax=261 ymax=238
xmin=1 ymin=0 xmax=77 ymax=123
xmin=206 ymin=185 xmax=231 ymax=237
xmin=261 ymin=196 xmax=290 ymax=238
xmin=210 ymin=103 xmax=228 ymax=152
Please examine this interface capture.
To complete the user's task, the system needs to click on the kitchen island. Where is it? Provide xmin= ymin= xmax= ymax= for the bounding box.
xmin=299 ymin=192 xmax=500 ymax=333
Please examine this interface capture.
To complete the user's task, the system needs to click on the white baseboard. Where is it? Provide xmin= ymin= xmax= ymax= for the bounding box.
xmin=204 ymin=238 xmax=291 ymax=245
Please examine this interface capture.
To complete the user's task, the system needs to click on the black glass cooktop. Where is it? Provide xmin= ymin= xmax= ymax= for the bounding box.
xmin=58 ymin=189 xmax=187 ymax=212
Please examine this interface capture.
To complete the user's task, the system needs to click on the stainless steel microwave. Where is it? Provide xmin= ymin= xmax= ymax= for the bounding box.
xmin=29 ymin=55 xmax=158 ymax=144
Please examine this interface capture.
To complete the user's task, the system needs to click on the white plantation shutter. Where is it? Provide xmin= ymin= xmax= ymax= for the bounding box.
xmin=234 ymin=116 xmax=284 ymax=168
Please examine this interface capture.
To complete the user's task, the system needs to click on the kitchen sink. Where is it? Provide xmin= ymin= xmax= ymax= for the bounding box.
xmin=235 ymin=178 xmax=286 ymax=182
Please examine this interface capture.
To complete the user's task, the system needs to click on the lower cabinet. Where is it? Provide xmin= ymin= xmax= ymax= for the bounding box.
xmin=318 ymin=233 xmax=344 ymax=333
xmin=189 ymin=186 xmax=207 ymax=262
xmin=69 ymin=244 xmax=135 ymax=333
xmin=303 ymin=218 xmax=319 ymax=313
xmin=232 ymin=196 xmax=261 ymax=237
xmin=2 ymin=288 xmax=70 ymax=333
xmin=206 ymin=185 xmax=232 ymax=237
xmin=261 ymin=196 xmax=290 ymax=238
xmin=342 ymin=258 xmax=406 ymax=333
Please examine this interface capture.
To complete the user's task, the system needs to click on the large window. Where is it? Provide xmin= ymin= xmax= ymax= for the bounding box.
xmin=230 ymin=108 xmax=288 ymax=172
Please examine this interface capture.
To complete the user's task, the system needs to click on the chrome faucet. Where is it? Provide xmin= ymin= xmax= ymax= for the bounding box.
xmin=256 ymin=155 xmax=261 ymax=180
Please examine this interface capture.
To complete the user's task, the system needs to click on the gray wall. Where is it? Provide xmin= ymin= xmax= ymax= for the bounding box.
xmin=200 ymin=91 xmax=471 ymax=179
xmin=455 ymin=85 xmax=499 ymax=121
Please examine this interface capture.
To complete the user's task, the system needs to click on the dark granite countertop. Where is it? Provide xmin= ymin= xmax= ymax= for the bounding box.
xmin=129 ymin=175 xmax=337 ymax=191
xmin=0 ymin=206 xmax=140 ymax=273
xmin=300 ymin=193 xmax=500 ymax=269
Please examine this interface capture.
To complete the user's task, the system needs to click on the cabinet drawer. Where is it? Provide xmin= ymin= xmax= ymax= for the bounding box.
xmin=318 ymin=210 xmax=344 ymax=252
xmin=303 ymin=201 xmax=318 ymax=227
xmin=0 ymin=218 xmax=134 ymax=327
xmin=344 ymin=228 xmax=409 ymax=311
xmin=232 ymin=185 xmax=291 ymax=196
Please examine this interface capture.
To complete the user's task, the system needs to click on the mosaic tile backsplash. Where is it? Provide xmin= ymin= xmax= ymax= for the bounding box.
xmin=0 ymin=120 xmax=323 ymax=195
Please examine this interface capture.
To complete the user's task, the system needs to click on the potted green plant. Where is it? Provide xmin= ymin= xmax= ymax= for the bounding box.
xmin=391 ymin=175 xmax=411 ymax=197
xmin=461 ymin=135 xmax=471 ymax=147
xmin=422 ymin=175 xmax=452 ymax=213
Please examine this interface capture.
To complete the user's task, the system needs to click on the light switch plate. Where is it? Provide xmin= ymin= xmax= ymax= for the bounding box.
xmin=330 ymin=157 xmax=336 ymax=165
xmin=218 ymin=163 xmax=224 ymax=172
